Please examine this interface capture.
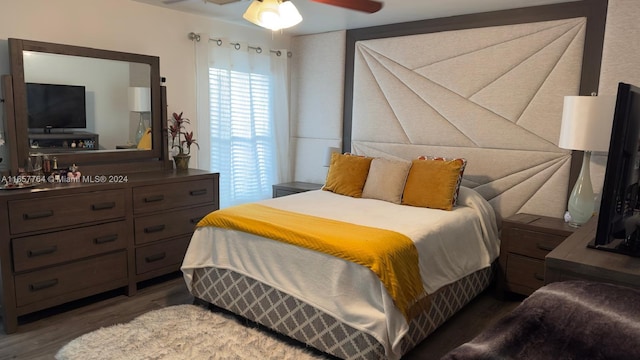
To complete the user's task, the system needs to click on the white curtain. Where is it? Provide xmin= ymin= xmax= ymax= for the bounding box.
xmin=195 ymin=36 xmax=291 ymax=208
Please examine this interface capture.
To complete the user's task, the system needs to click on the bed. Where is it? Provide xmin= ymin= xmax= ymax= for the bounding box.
xmin=441 ymin=280 xmax=640 ymax=360
xmin=183 ymin=182 xmax=500 ymax=360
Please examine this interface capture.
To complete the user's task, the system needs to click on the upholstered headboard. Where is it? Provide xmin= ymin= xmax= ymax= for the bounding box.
xmin=344 ymin=1 xmax=607 ymax=221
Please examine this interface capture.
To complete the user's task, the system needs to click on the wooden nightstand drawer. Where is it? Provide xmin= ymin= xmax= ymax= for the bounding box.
xmin=507 ymin=228 xmax=566 ymax=259
xmin=8 ymin=190 xmax=126 ymax=235
xmin=134 ymin=205 xmax=214 ymax=245
xmin=505 ymin=253 xmax=545 ymax=294
xmin=133 ymin=179 xmax=215 ymax=214
xmin=14 ymin=251 xmax=128 ymax=307
xmin=12 ymin=221 xmax=128 ymax=273
xmin=498 ymin=214 xmax=577 ymax=297
xmin=135 ymin=236 xmax=191 ymax=275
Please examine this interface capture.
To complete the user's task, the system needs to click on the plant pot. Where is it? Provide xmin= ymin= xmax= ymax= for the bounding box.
xmin=173 ymin=154 xmax=190 ymax=171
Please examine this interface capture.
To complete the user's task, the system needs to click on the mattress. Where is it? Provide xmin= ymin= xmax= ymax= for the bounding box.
xmin=182 ymin=187 xmax=499 ymax=359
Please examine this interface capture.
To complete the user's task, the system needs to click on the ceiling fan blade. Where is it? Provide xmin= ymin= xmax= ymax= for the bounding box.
xmin=163 ymin=0 xmax=188 ymax=4
xmin=311 ymin=0 xmax=383 ymax=14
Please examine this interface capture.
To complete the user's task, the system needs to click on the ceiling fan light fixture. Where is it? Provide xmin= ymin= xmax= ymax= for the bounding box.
xmin=278 ymin=1 xmax=303 ymax=28
xmin=242 ymin=0 xmax=302 ymax=31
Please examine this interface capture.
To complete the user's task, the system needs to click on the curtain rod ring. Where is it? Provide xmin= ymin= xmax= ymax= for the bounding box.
xmin=209 ymin=38 xmax=223 ymax=46
xmin=188 ymin=32 xmax=201 ymax=42
xmin=249 ymin=46 xmax=262 ymax=54
xmin=230 ymin=42 xmax=241 ymax=50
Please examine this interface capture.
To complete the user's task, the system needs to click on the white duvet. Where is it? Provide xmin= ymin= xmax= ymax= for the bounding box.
xmin=182 ymin=187 xmax=499 ymax=359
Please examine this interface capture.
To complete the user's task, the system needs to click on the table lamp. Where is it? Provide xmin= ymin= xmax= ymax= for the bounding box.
xmin=128 ymin=87 xmax=151 ymax=145
xmin=323 ymin=147 xmax=341 ymax=167
xmin=558 ymin=94 xmax=616 ymax=227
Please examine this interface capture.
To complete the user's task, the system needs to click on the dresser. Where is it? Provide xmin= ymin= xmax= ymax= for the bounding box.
xmin=0 ymin=169 xmax=219 ymax=333
xmin=497 ymin=213 xmax=577 ymax=296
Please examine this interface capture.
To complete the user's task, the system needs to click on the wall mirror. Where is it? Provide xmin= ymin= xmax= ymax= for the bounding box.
xmin=8 ymin=38 xmax=166 ymax=174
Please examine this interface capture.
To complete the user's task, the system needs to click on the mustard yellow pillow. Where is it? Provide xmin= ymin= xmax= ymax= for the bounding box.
xmin=402 ymin=157 xmax=467 ymax=210
xmin=137 ymin=128 xmax=152 ymax=150
xmin=323 ymin=152 xmax=373 ymax=198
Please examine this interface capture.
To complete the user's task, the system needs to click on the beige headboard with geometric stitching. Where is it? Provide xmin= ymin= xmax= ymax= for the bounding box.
xmin=350 ymin=17 xmax=587 ymax=221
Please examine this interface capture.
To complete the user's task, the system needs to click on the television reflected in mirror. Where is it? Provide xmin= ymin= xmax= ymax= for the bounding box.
xmin=591 ymin=82 xmax=640 ymax=256
xmin=27 ymin=83 xmax=87 ymax=131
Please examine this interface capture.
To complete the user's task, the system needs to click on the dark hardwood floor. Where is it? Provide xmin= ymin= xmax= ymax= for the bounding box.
xmin=0 ymin=274 xmax=521 ymax=360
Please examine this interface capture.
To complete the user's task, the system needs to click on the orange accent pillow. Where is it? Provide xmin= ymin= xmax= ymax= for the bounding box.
xmin=402 ymin=157 xmax=467 ymax=210
xmin=323 ymin=152 xmax=373 ymax=198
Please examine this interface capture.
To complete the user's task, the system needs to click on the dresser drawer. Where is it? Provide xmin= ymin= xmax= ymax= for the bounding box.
xmin=135 ymin=236 xmax=191 ymax=275
xmin=134 ymin=205 xmax=214 ymax=245
xmin=12 ymin=221 xmax=128 ymax=273
xmin=507 ymin=228 xmax=566 ymax=259
xmin=14 ymin=251 xmax=128 ymax=307
xmin=132 ymin=179 xmax=215 ymax=214
xmin=505 ymin=253 xmax=545 ymax=292
xmin=8 ymin=190 xmax=126 ymax=234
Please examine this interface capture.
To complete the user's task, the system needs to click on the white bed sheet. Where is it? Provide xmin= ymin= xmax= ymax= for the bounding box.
xmin=182 ymin=186 xmax=499 ymax=359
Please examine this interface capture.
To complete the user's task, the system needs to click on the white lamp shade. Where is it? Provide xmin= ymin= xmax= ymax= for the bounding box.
xmin=128 ymin=87 xmax=151 ymax=112
xmin=323 ymin=147 xmax=341 ymax=167
xmin=558 ymin=95 xmax=616 ymax=152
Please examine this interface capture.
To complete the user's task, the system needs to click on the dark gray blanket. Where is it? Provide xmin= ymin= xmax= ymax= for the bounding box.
xmin=441 ymin=280 xmax=640 ymax=360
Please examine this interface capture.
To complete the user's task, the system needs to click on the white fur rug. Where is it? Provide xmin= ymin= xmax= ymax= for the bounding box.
xmin=55 ymin=304 xmax=330 ymax=360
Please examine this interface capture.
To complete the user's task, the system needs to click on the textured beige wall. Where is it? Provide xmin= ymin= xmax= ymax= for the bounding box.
xmin=290 ymin=31 xmax=345 ymax=184
xmin=592 ymin=0 xmax=640 ymax=207
xmin=290 ymin=1 xmax=640 ymax=199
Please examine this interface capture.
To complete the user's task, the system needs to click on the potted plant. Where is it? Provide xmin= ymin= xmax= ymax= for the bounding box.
xmin=168 ymin=112 xmax=199 ymax=170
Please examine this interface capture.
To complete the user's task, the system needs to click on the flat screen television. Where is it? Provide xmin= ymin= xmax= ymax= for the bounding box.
xmin=591 ymin=82 xmax=640 ymax=256
xmin=26 ymin=82 xmax=87 ymax=132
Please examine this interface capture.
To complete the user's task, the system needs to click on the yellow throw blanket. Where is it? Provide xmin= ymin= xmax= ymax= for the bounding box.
xmin=197 ymin=203 xmax=429 ymax=321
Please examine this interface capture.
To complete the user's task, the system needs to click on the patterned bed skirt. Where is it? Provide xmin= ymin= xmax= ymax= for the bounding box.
xmin=190 ymin=266 xmax=493 ymax=359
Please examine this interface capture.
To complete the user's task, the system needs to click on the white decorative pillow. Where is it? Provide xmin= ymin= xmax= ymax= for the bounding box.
xmin=362 ymin=158 xmax=412 ymax=204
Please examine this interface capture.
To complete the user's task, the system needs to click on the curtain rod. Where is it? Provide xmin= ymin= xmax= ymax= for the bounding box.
xmin=188 ymin=32 xmax=292 ymax=57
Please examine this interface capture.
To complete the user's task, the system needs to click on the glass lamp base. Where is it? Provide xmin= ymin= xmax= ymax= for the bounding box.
xmin=567 ymin=151 xmax=594 ymax=227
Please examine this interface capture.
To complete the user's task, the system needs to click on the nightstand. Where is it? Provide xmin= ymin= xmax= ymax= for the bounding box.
xmin=272 ymin=182 xmax=323 ymax=198
xmin=498 ymin=213 xmax=577 ymax=296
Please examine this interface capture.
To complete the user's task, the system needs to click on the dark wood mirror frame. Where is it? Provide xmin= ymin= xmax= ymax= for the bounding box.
xmin=6 ymin=38 xmax=169 ymax=175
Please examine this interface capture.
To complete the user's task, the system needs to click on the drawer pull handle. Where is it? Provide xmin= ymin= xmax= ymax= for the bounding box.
xmin=144 ymin=195 xmax=164 ymax=203
xmin=28 ymin=246 xmax=58 ymax=257
xmin=29 ymin=279 xmax=59 ymax=291
xmin=94 ymin=234 xmax=118 ymax=244
xmin=92 ymin=202 xmax=116 ymax=211
xmin=190 ymin=189 xmax=207 ymax=196
xmin=23 ymin=210 xmax=54 ymax=220
xmin=145 ymin=252 xmax=166 ymax=263
xmin=144 ymin=224 xmax=166 ymax=233
xmin=536 ymin=243 xmax=555 ymax=252
xmin=534 ymin=273 xmax=545 ymax=281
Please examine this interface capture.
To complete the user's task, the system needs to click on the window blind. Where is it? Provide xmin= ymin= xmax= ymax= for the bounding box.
xmin=209 ymin=67 xmax=275 ymax=208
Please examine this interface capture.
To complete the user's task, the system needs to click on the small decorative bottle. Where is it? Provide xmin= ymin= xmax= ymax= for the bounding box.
xmin=51 ymin=157 xmax=61 ymax=182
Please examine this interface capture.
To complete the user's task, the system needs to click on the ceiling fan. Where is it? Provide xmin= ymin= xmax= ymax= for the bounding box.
xmin=310 ymin=0 xmax=383 ymax=14
xmin=162 ymin=0 xmax=383 ymax=14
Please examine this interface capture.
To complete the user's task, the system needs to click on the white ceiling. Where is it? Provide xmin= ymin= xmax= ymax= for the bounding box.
xmin=133 ymin=0 xmax=574 ymax=36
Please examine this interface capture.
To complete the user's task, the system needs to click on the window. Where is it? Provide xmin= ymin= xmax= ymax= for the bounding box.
xmin=208 ymin=67 xmax=276 ymax=208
